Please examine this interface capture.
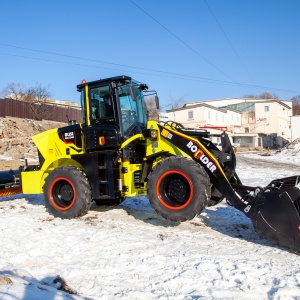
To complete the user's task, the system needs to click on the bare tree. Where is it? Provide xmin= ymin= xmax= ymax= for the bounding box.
xmin=145 ymin=97 xmax=159 ymax=121
xmin=291 ymin=95 xmax=300 ymax=115
xmin=258 ymin=92 xmax=279 ymax=99
xmin=169 ymin=94 xmax=186 ymax=109
xmin=23 ymin=82 xmax=53 ymax=120
xmin=1 ymin=82 xmax=25 ymax=100
xmin=243 ymin=92 xmax=279 ymax=99
xmin=243 ymin=94 xmax=256 ymax=99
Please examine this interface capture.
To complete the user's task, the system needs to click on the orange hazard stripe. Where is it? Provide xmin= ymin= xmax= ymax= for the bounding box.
xmin=0 ymin=187 xmax=21 ymax=197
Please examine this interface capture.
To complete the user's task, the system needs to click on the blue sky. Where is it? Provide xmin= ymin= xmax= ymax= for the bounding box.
xmin=1 ymin=0 xmax=300 ymax=110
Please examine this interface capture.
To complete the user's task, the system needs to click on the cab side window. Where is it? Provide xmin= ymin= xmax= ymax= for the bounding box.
xmin=90 ymin=85 xmax=113 ymax=121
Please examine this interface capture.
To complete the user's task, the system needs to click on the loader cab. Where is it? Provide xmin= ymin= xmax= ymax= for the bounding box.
xmin=77 ymin=76 xmax=149 ymax=152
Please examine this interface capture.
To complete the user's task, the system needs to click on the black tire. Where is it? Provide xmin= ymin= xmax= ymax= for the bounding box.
xmin=147 ymin=157 xmax=211 ymax=222
xmin=43 ymin=166 xmax=92 ymax=219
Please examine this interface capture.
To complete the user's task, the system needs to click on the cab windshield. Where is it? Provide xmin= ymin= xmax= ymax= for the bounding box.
xmin=117 ymin=83 xmax=147 ymax=137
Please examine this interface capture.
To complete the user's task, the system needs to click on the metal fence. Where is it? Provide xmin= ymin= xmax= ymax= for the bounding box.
xmin=0 ymin=98 xmax=82 ymax=123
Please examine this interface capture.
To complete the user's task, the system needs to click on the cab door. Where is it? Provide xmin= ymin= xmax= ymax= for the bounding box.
xmin=83 ymin=83 xmax=121 ymax=151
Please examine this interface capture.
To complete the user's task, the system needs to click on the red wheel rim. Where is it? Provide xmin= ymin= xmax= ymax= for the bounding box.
xmin=156 ymin=170 xmax=194 ymax=210
xmin=49 ymin=177 xmax=76 ymax=210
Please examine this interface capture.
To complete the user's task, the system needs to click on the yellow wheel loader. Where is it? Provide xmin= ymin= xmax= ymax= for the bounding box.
xmin=1 ymin=75 xmax=300 ymax=253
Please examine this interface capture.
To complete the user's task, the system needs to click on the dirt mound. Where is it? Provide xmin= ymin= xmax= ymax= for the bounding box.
xmin=0 ymin=117 xmax=67 ymax=170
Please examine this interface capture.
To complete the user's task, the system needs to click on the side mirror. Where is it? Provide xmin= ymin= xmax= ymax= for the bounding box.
xmin=155 ymin=96 xmax=159 ymax=110
xmin=129 ymin=86 xmax=137 ymax=101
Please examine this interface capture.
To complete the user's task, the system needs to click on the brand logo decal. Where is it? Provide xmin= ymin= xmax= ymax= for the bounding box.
xmin=161 ymin=129 xmax=173 ymax=140
xmin=64 ymin=132 xmax=74 ymax=140
xmin=186 ymin=141 xmax=217 ymax=172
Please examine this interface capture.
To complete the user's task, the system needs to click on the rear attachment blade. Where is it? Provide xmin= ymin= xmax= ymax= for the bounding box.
xmin=0 ymin=187 xmax=22 ymax=197
xmin=0 ymin=169 xmax=21 ymax=198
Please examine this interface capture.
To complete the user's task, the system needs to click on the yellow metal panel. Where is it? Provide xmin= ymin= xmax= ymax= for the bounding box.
xmin=21 ymin=170 xmax=44 ymax=194
xmin=120 ymin=162 xmax=146 ymax=197
xmin=121 ymin=134 xmax=144 ymax=148
xmin=85 ymin=85 xmax=91 ymax=126
xmin=31 ymin=126 xmax=83 ymax=172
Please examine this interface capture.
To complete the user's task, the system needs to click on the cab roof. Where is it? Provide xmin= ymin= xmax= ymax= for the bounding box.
xmin=77 ymin=75 xmax=132 ymax=91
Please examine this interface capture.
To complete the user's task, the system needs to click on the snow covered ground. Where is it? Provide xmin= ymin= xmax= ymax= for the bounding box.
xmin=0 ymin=150 xmax=300 ymax=300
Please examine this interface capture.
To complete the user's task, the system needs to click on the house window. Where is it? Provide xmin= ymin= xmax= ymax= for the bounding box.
xmin=264 ymin=105 xmax=269 ymax=112
xmin=208 ymin=111 xmax=210 ymax=119
xmin=188 ymin=110 xmax=194 ymax=120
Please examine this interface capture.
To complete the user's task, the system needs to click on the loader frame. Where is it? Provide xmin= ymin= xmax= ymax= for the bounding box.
xmin=1 ymin=75 xmax=299 ymax=254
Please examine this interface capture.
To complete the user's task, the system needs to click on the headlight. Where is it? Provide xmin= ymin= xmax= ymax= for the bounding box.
xmin=150 ymin=129 xmax=158 ymax=140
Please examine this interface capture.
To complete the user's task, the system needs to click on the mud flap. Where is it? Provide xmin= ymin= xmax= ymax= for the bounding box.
xmin=250 ymin=187 xmax=300 ymax=253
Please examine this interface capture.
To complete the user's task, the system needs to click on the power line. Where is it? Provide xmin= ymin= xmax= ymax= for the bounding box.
xmin=128 ymin=0 xmax=238 ymax=83
xmin=127 ymin=0 xmax=300 ymax=97
xmin=1 ymin=50 xmax=299 ymax=95
xmin=0 ymin=43 xmax=252 ymax=87
xmin=0 ymin=42 xmax=233 ymax=83
xmin=203 ymin=0 xmax=255 ymax=84
xmin=127 ymin=1 xmax=300 ymax=98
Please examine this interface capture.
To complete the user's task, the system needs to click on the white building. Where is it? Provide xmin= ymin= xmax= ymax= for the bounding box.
xmin=167 ymin=98 xmax=293 ymax=148
xmin=290 ymin=115 xmax=300 ymax=141
xmin=159 ymin=112 xmax=168 ymax=122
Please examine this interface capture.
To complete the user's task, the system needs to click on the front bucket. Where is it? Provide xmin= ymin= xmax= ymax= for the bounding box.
xmin=250 ymin=186 xmax=300 ymax=253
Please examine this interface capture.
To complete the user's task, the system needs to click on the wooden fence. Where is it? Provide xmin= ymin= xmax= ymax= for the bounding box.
xmin=0 ymin=98 xmax=82 ymax=123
